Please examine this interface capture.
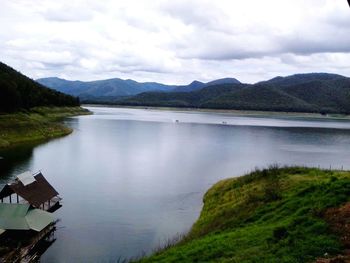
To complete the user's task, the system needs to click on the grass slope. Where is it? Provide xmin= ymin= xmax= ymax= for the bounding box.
xmin=0 ymin=107 xmax=90 ymax=148
xmin=138 ymin=167 xmax=350 ymax=262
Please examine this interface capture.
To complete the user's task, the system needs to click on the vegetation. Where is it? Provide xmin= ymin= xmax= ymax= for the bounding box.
xmin=0 ymin=107 xmax=90 ymax=148
xmin=0 ymin=62 xmax=89 ymax=148
xmin=114 ymin=73 xmax=350 ymax=114
xmin=0 ymin=62 xmax=79 ymax=113
xmin=137 ymin=166 xmax=350 ymax=262
xmin=39 ymin=71 xmax=350 ymax=114
xmin=37 ymin=77 xmax=240 ymax=100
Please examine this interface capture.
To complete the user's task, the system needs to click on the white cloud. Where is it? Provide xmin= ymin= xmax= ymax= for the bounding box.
xmin=1 ymin=0 xmax=350 ymax=84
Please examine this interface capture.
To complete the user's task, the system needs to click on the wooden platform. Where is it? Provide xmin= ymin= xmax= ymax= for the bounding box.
xmin=0 ymin=222 xmax=57 ymax=263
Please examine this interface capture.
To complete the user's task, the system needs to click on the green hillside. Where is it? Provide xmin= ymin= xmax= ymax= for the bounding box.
xmin=117 ymin=84 xmax=245 ymax=108
xmin=116 ymin=74 xmax=350 ymax=114
xmin=0 ymin=62 xmax=79 ymax=113
xmin=0 ymin=107 xmax=90 ymax=148
xmin=138 ymin=167 xmax=350 ymax=262
xmin=203 ymin=84 xmax=317 ymax=112
xmin=0 ymin=62 xmax=89 ymax=148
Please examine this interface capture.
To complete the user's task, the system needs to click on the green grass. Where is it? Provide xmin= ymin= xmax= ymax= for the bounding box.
xmin=137 ymin=166 xmax=350 ymax=262
xmin=0 ymin=106 xmax=90 ymax=148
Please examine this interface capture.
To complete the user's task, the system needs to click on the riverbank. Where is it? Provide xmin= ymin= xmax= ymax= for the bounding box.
xmin=137 ymin=166 xmax=350 ymax=262
xmin=84 ymin=104 xmax=350 ymax=121
xmin=0 ymin=107 xmax=91 ymax=149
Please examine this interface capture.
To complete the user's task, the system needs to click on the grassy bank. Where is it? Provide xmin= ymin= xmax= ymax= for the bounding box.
xmin=138 ymin=166 xmax=350 ymax=262
xmin=0 ymin=107 xmax=90 ymax=148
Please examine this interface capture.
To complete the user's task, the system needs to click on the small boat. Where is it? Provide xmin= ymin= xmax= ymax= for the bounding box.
xmin=222 ymin=121 xmax=227 ymax=125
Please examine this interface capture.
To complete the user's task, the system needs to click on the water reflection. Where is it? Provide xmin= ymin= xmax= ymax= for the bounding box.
xmin=0 ymin=144 xmax=36 ymax=184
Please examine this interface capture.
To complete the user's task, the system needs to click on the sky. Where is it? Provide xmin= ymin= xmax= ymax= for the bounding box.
xmin=1 ymin=0 xmax=350 ymax=84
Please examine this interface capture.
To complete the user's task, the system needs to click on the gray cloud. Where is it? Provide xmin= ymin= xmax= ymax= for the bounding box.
xmin=160 ymin=0 xmax=350 ymax=62
xmin=159 ymin=0 xmax=225 ymax=29
xmin=1 ymin=0 xmax=350 ymax=84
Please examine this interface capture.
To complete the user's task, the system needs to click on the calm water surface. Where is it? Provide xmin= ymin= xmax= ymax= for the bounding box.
xmin=2 ymin=106 xmax=350 ymax=262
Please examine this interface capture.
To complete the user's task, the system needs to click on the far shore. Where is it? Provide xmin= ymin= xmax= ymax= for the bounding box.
xmin=83 ymin=104 xmax=350 ymax=121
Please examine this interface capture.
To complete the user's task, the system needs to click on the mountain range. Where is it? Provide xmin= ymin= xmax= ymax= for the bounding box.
xmin=116 ymin=73 xmax=350 ymax=113
xmin=1 ymin=60 xmax=349 ymax=114
xmin=37 ymin=77 xmax=241 ymax=101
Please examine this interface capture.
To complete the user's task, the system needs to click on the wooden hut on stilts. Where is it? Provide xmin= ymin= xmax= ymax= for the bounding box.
xmin=0 ymin=171 xmax=61 ymax=211
xmin=0 ymin=171 xmax=61 ymax=261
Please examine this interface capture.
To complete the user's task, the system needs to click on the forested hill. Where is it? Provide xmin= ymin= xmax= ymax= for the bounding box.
xmin=0 ymin=62 xmax=79 ymax=113
xmin=36 ymin=77 xmax=241 ymax=100
xmin=116 ymin=73 xmax=350 ymax=114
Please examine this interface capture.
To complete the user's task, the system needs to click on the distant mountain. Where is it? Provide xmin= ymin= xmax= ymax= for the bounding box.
xmin=36 ymin=72 xmax=350 ymax=114
xmin=112 ymin=84 xmax=242 ymax=107
xmin=36 ymin=77 xmax=176 ymax=99
xmin=0 ymin=62 xmax=79 ymax=113
xmin=115 ymin=73 xmax=350 ymax=114
xmin=171 ymin=78 xmax=241 ymax=93
xmin=257 ymin=73 xmax=344 ymax=86
xmin=172 ymin=80 xmax=206 ymax=92
xmin=36 ymin=77 xmax=241 ymax=100
xmin=206 ymin=77 xmax=241 ymax=86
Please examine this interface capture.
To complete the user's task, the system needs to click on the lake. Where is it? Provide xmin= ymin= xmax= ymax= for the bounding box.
xmin=2 ymin=106 xmax=350 ymax=262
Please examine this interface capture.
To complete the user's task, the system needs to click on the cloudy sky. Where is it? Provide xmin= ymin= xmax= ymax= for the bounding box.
xmin=1 ymin=0 xmax=350 ymax=84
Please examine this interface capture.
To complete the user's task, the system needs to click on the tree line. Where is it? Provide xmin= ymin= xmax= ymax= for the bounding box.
xmin=0 ymin=62 xmax=79 ymax=113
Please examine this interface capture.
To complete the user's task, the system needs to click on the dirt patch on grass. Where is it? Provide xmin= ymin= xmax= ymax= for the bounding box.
xmin=316 ymin=203 xmax=350 ymax=263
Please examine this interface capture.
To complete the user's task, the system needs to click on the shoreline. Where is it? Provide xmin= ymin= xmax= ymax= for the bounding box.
xmin=137 ymin=166 xmax=350 ymax=262
xmin=0 ymin=106 xmax=91 ymax=149
xmin=83 ymin=104 xmax=350 ymax=121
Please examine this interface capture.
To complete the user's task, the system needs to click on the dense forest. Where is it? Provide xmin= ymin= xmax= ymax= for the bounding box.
xmin=0 ymin=62 xmax=79 ymax=113
xmin=114 ymin=73 xmax=350 ymax=114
